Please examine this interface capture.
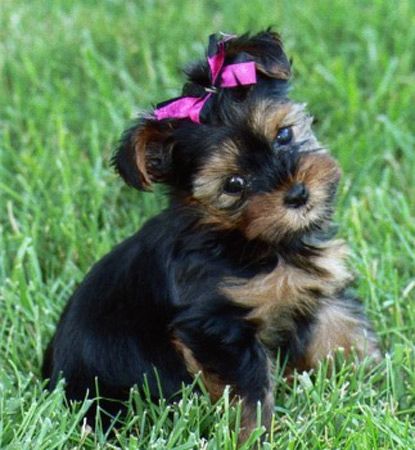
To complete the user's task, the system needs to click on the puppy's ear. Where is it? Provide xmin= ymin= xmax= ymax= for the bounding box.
xmin=226 ymin=30 xmax=291 ymax=80
xmin=112 ymin=118 xmax=176 ymax=191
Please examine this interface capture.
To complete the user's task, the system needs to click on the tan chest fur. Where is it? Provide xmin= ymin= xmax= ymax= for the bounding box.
xmin=221 ymin=239 xmax=353 ymax=347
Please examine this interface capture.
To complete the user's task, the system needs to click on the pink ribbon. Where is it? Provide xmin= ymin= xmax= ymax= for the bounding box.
xmin=154 ymin=35 xmax=257 ymax=124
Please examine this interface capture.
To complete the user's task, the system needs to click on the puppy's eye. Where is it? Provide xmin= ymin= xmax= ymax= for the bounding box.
xmin=275 ymin=127 xmax=293 ymax=146
xmin=223 ymin=175 xmax=247 ymax=195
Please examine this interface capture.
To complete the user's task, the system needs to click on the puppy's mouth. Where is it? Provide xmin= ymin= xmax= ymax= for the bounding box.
xmin=241 ymin=153 xmax=341 ymax=243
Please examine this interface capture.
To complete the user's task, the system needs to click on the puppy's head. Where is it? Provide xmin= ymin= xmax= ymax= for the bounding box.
xmin=113 ymin=99 xmax=340 ymax=244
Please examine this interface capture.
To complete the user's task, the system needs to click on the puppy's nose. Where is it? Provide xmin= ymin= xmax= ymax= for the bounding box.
xmin=284 ymin=183 xmax=309 ymax=208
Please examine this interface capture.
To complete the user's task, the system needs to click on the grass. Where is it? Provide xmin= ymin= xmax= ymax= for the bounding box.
xmin=0 ymin=0 xmax=414 ymax=448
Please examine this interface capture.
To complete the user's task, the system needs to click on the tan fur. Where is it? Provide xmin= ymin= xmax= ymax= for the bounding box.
xmin=303 ymin=300 xmax=382 ymax=367
xmin=173 ymin=337 xmax=275 ymax=440
xmin=242 ymin=153 xmax=340 ymax=243
xmin=193 ymin=140 xmax=240 ymax=207
xmin=249 ymin=100 xmax=293 ymax=140
xmin=192 ymin=139 xmax=245 ymax=229
xmin=172 ymin=338 xmax=225 ymax=402
xmin=133 ymin=126 xmax=153 ymax=188
xmin=132 ymin=121 xmax=176 ymax=189
xmin=222 ymin=239 xmax=353 ymax=348
xmin=248 ymin=100 xmax=319 ymax=152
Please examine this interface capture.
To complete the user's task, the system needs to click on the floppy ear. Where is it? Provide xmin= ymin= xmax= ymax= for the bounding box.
xmin=112 ymin=118 xmax=176 ymax=191
xmin=225 ymin=30 xmax=291 ymax=81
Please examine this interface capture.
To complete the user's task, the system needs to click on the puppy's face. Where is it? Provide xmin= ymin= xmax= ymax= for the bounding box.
xmin=114 ymin=99 xmax=340 ymax=245
xmin=189 ymin=100 xmax=340 ymax=243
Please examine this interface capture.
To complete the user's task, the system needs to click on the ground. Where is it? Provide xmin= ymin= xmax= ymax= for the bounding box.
xmin=0 ymin=0 xmax=414 ymax=448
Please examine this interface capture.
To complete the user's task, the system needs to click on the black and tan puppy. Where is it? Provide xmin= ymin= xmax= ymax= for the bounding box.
xmin=43 ymin=31 xmax=380 ymax=442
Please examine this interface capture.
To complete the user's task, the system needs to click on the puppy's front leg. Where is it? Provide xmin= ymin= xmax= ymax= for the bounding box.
xmin=173 ymin=298 xmax=274 ymax=443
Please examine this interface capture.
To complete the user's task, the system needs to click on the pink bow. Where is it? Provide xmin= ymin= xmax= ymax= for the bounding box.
xmin=154 ymin=35 xmax=257 ymax=124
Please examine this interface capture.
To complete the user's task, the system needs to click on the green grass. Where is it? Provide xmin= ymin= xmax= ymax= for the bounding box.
xmin=1 ymin=0 xmax=414 ymax=448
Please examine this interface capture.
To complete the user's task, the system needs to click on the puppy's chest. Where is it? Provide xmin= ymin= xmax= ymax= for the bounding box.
xmin=221 ymin=240 xmax=352 ymax=346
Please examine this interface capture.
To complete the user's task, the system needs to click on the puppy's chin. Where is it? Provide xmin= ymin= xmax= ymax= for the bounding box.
xmin=241 ymin=153 xmax=341 ymax=244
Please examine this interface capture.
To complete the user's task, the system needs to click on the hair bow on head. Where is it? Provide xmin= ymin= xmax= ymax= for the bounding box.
xmin=154 ymin=34 xmax=258 ymax=124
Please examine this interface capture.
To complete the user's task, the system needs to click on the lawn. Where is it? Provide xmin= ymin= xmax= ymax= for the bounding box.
xmin=0 ymin=0 xmax=414 ymax=448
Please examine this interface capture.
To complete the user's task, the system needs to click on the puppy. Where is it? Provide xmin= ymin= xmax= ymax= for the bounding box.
xmin=43 ymin=31 xmax=380 ymax=442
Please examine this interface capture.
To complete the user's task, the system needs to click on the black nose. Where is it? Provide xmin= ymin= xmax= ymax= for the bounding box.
xmin=284 ymin=183 xmax=309 ymax=208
